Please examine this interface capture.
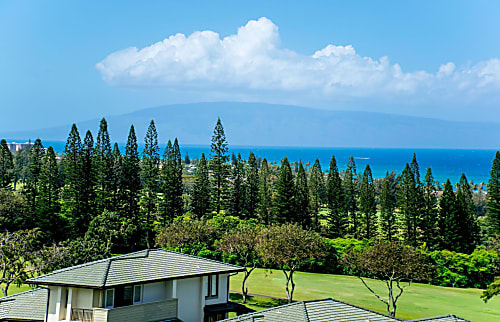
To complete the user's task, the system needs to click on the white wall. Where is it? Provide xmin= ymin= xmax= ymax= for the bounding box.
xmin=143 ymin=281 xmax=166 ymax=303
xmin=176 ymin=277 xmax=203 ymax=322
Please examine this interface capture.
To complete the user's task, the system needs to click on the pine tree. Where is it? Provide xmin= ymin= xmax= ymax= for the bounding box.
xmin=62 ymin=124 xmax=86 ymax=236
xmin=191 ymin=153 xmax=210 ymax=219
xmin=398 ymin=163 xmax=419 ymax=246
xmin=258 ymin=158 xmax=273 ymax=224
xmin=81 ymin=130 xmax=96 ymax=226
xmin=25 ymin=139 xmax=45 ymax=223
xmin=0 ymin=139 xmax=14 ymax=189
xmin=438 ymin=179 xmax=456 ymax=250
xmin=141 ymin=120 xmax=160 ymax=247
xmin=229 ymin=153 xmax=246 ymax=217
xmin=110 ymin=143 xmax=122 ymax=211
xmin=345 ymin=156 xmax=359 ymax=238
xmin=410 ymin=153 xmax=421 ymax=185
xmin=245 ymin=152 xmax=259 ymax=219
xmin=309 ymin=158 xmax=325 ymax=230
xmin=453 ymin=174 xmax=479 ymax=253
xmin=121 ymin=125 xmax=141 ymax=222
xmin=37 ymin=146 xmax=60 ymax=235
xmin=209 ymin=118 xmax=230 ymax=213
xmin=295 ymin=162 xmax=310 ymax=228
xmin=327 ymin=155 xmax=347 ymax=237
xmin=379 ymin=179 xmax=396 ymax=242
xmin=160 ymin=139 xmax=183 ymax=224
xmin=487 ymin=151 xmax=500 ymax=236
xmin=359 ymin=164 xmax=377 ymax=239
xmin=94 ymin=118 xmax=113 ymax=212
xmin=274 ymin=156 xmax=295 ymax=223
xmin=184 ymin=152 xmax=190 ymax=165
xmin=421 ymin=167 xmax=438 ymax=247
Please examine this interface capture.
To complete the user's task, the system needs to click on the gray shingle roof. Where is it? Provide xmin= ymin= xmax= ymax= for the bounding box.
xmin=27 ymin=249 xmax=244 ymax=288
xmin=0 ymin=287 xmax=48 ymax=321
xmin=411 ymin=314 xmax=473 ymax=322
xmin=222 ymin=298 xmax=400 ymax=322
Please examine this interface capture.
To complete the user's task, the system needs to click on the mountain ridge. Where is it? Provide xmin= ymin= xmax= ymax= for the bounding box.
xmin=2 ymin=102 xmax=499 ymax=149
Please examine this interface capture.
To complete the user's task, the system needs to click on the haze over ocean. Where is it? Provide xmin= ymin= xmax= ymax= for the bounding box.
xmin=40 ymin=141 xmax=495 ymax=185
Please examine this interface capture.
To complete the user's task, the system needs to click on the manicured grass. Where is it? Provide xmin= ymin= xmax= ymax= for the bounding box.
xmin=1 ymin=284 xmax=33 ymax=297
xmin=230 ymin=268 xmax=500 ymax=322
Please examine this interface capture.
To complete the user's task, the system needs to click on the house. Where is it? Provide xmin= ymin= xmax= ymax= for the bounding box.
xmin=19 ymin=249 xmax=248 ymax=322
xmin=0 ymin=288 xmax=48 ymax=322
xmin=220 ymin=298 xmax=474 ymax=322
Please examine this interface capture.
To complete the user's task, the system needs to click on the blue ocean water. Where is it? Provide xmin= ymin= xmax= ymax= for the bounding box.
xmin=44 ymin=141 xmax=496 ymax=185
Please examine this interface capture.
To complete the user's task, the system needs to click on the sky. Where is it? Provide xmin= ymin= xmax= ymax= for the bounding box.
xmin=1 ymin=0 xmax=499 ymax=132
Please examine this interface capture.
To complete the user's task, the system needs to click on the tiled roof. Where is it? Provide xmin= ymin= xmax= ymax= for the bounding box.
xmin=0 ymin=287 xmax=48 ymax=321
xmin=222 ymin=298 xmax=400 ymax=322
xmin=27 ymin=249 xmax=244 ymax=288
xmin=411 ymin=314 xmax=473 ymax=322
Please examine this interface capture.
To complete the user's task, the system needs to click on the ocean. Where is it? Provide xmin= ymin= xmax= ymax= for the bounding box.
xmin=42 ymin=141 xmax=497 ymax=185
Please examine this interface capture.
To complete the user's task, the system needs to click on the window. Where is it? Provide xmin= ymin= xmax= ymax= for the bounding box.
xmin=205 ymin=274 xmax=218 ymax=298
xmin=133 ymin=285 xmax=142 ymax=304
xmin=105 ymin=289 xmax=114 ymax=308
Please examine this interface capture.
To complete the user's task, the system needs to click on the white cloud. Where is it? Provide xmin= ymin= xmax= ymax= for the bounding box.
xmin=96 ymin=17 xmax=500 ymax=102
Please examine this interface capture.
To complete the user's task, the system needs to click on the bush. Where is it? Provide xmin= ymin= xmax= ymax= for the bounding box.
xmin=428 ymin=247 xmax=498 ymax=288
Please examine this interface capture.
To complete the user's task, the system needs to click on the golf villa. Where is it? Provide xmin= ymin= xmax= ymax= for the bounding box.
xmin=0 ymin=249 xmax=473 ymax=322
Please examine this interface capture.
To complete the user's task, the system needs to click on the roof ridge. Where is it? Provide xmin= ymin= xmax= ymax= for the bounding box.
xmin=302 ymin=301 xmax=310 ymax=322
xmin=155 ymin=248 xmax=243 ymax=269
xmin=0 ymin=287 xmax=45 ymax=302
xmin=307 ymin=297 xmax=402 ymax=320
xmin=27 ymin=249 xmax=149 ymax=283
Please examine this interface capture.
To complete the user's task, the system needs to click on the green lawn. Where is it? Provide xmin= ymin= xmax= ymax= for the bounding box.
xmin=230 ymin=268 xmax=500 ymax=322
xmin=1 ymin=284 xmax=33 ymax=297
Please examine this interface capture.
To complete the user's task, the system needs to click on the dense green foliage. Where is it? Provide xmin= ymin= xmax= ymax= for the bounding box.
xmin=0 ymin=116 xmax=498 ymax=299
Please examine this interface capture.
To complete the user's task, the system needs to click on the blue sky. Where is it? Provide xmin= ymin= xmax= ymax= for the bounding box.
xmin=1 ymin=0 xmax=499 ymax=132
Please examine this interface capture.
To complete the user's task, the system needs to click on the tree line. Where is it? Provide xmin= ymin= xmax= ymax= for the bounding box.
xmin=0 ymin=117 xmax=498 ymax=250
xmin=0 ymin=117 xmax=498 ymax=303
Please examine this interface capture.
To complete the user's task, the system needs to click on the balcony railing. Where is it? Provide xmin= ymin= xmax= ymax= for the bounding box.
xmin=93 ymin=298 xmax=178 ymax=322
xmin=71 ymin=308 xmax=93 ymax=322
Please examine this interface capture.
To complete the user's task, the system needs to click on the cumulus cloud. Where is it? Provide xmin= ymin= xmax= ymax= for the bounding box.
xmin=96 ymin=17 xmax=500 ymax=101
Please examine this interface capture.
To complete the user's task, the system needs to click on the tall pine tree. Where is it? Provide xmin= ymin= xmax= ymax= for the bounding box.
xmin=160 ymin=139 xmax=183 ymax=224
xmin=309 ymin=158 xmax=325 ymax=230
xmin=209 ymin=118 xmax=230 ymax=213
xmin=121 ymin=125 xmax=141 ymax=222
xmin=37 ymin=146 xmax=60 ymax=236
xmin=258 ymin=158 xmax=273 ymax=224
xmin=380 ymin=179 xmax=396 ymax=242
xmin=245 ymin=152 xmax=259 ymax=219
xmin=438 ymin=179 xmax=456 ymax=250
xmin=274 ymin=156 xmax=295 ymax=223
xmin=62 ymin=124 xmax=86 ymax=236
xmin=295 ymin=162 xmax=310 ymax=228
xmin=359 ymin=164 xmax=377 ymax=239
xmin=141 ymin=120 xmax=160 ymax=248
xmin=487 ymin=151 xmax=500 ymax=236
xmin=453 ymin=174 xmax=479 ymax=253
xmin=229 ymin=153 xmax=246 ymax=217
xmin=398 ymin=163 xmax=419 ymax=246
xmin=327 ymin=155 xmax=347 ymax=237
xmin=94 ymin=118 xmax=113 ymax=212
xmin=25 ymin=139 xmax=45 ymax=223
xmin=344 ymin=156 xmax=358 ymax=238
xmin=421 ymin=167 xmax=438 ymax=247
xmin=81 ymin=130 xmax=96 ymax=226
xmin=191 ymin=153 xmax=210 ymax=219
